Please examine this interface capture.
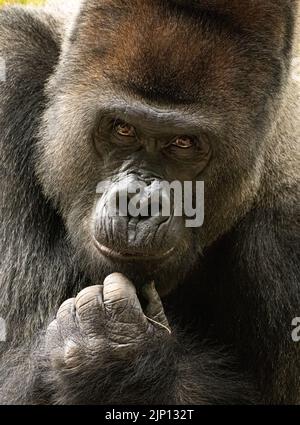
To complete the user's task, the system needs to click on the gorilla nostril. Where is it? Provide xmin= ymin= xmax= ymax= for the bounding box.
xmin=115 ymin=189 xmax=129 ymax=217
xmin=127 ymin=190 xmax=165 ymax=219
xmin=136 ymin=195 xmax=151 ymax=218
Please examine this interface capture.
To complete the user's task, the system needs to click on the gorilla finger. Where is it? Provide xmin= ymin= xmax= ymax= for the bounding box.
xmin=103 ymin=273 xmax=144 ymax=319
xmin=142 ymin=282 xmax=171 ymax=332
xmin=45 ymin=319 xmax=63 ymax=352
xmin=56 ymin=298 xmax=77 ymax=339
xmin=74 ymin=285 xmax=104 ymax=333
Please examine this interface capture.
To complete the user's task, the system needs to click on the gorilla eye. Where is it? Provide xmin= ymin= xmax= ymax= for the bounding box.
xmin=114 ymin=120 xmax=136 ymax=137
xmin=172 ymin=136 xmax=195 ymax=149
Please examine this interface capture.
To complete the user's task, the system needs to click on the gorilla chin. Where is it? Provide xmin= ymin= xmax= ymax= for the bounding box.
xmin=93 ymin=238 xmax=175 ymax=262
xmin=92 ymin=237 xmax=186 ymax=296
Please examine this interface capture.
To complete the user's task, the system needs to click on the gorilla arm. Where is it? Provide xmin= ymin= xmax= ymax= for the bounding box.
xmin=0 ymin=274 xmax=255 ymax=405
xmin=39 ymin=274 xmax=258 ymax=405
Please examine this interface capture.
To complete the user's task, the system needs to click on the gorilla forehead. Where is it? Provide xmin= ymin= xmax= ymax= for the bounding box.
xmin=70 ymin=0 xmax=287 ymax=107
xmin=77 ymin=12 xmax=239 ymax=106
xmin=77 ymin=0 xmax=293 ymax=43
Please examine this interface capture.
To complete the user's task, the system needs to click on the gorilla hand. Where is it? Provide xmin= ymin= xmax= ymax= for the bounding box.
xmin=43 ymin=273 xmax=173 ymax=404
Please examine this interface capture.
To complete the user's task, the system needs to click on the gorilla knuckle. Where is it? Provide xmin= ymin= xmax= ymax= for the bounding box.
xmin=57 ymin=299 xmax=75 ymax=321
xmin=75 ymin=286 xmax=103 ymax=312
xmin=46 ymin=320 xmax=60 ymax=342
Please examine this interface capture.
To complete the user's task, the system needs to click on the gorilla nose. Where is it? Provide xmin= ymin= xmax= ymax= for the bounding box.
xmin=94 ymin=175 xmax=175 ymax=253
xmin=112 ymin=179 xmax=167 ymax=220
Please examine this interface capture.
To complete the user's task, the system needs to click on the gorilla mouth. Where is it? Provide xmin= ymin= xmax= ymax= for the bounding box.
xmin=93 ymin=238 xmax=175 ymax=262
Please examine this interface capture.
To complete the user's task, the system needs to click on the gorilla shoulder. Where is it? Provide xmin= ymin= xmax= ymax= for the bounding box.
xmin=0 ymin=6 xmax=62 ymax=89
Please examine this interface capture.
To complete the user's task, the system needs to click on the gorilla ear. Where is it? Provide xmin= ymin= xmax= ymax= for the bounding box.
xmin=169 ymin=0 xmax=295 ymax=45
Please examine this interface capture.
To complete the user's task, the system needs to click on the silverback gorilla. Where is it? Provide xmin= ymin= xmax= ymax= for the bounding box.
xmin=0 ymin=0 xmax=299 ymax=405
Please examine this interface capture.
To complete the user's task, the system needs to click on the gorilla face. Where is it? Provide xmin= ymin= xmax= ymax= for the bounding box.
xmin=38 ymin=91 xmax=212 ymax=294
xmin=36 ymin=0 xmax=288 ymax=294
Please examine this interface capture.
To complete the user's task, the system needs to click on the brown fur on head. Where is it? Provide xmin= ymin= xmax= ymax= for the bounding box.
xmin=170 ymin=0 xmax=296 ymax=39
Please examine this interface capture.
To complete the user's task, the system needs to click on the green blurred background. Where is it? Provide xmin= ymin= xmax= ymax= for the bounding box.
xmin=0 ymin=1 xmax=43 ymax=5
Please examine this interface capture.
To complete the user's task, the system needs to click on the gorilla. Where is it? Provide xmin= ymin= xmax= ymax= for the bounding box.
xmin=0 ymin=0 xmax=299 ymax=405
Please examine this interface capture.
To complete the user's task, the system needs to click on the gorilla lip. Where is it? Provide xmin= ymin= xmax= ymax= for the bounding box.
xmin=93 ymin=238 xmax=175 ymax=262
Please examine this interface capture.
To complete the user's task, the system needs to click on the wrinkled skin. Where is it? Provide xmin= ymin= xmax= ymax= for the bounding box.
xmin=46 ymin=274 xmax=170 ymax=370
